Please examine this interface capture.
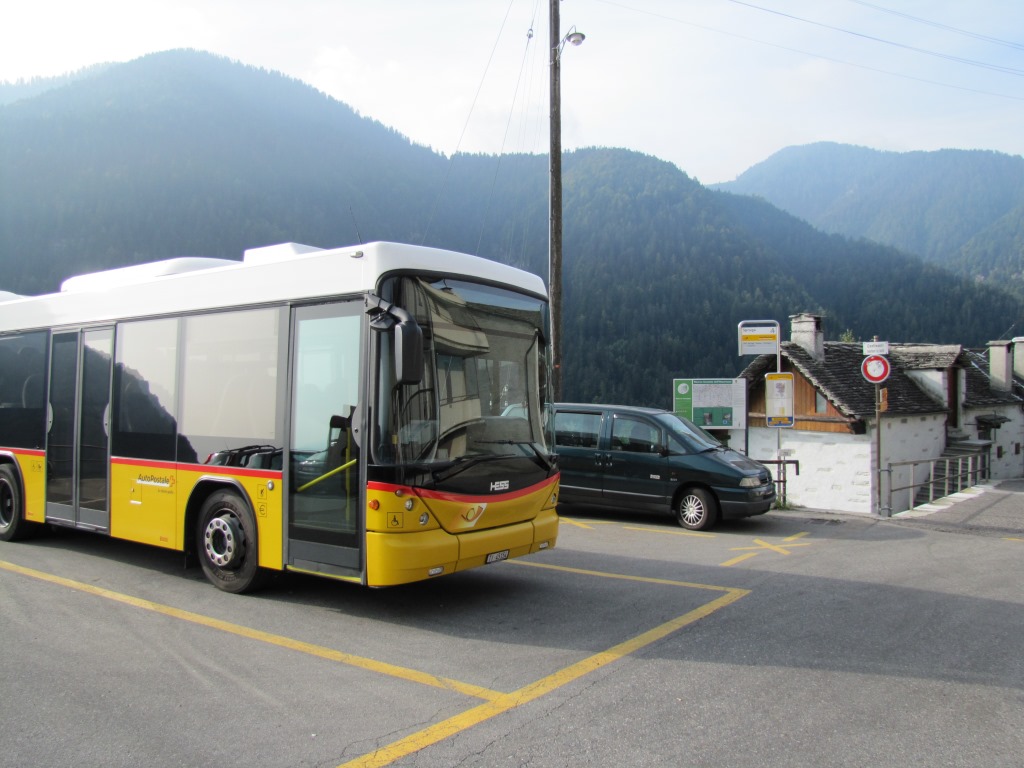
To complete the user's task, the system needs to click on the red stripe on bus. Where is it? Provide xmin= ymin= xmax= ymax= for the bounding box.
xmin=111 ymin=456 xmax=282 ymax=480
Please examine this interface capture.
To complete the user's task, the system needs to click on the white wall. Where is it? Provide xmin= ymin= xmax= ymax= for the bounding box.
xmin=747 ymin=412 xmax=948 ymax=515
xmin=967 ymin=405 xmax=1024 ymax=480
xmin=879 ymin=413 xmax=948 ymax=513
xmin=746 ymin=427 xmax=874 ymax=514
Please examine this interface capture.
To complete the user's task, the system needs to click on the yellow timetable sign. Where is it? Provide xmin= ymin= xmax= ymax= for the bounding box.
xmin=765 ymin=372 xmax=794 ymax=428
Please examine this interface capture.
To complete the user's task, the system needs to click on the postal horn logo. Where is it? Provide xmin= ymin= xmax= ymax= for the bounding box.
xmin=461 ymin=503 xmax=487 ymax=525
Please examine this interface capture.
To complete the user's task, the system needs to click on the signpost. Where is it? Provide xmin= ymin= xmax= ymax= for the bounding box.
xmin=861 ymin=343 xmax=890 ymax=517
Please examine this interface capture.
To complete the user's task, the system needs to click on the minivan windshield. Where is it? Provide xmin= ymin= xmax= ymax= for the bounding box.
xmin=655 ymin=411 xmax=723 ymax=452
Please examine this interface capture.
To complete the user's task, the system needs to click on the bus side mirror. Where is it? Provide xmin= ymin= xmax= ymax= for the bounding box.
xmin=366 ymin=293 xmax=424 ymax=385
xmin=394 ymin=319 xmax=423 ymax=385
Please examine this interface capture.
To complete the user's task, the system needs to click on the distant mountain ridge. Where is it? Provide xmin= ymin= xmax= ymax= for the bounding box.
xmin=2 ymin=51 xmax=1021 ymax=406
xmin=0 ymin=63 xmax=114 ymax=106
xmin=716 ymin=142 xmax=1024 ymax=296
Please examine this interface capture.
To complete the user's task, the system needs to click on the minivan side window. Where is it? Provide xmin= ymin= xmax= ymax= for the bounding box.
xmin=667 ymin=433 xmax=691 ymax=454
xmin=554 ymin=411 xmax=601 ymax=448
xmin=611 ymin=417 xmax=659 ymax=453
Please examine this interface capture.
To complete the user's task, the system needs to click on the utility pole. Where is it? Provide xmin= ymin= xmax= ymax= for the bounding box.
xmin=549 ymin=0 xmax=564 ymax=401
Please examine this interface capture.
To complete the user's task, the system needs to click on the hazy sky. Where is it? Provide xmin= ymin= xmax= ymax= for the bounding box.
xmin=2 ymin=0 xmax=1022 ymax=184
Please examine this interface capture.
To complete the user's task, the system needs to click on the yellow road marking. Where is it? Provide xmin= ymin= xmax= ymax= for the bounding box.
xmin=560 ymin=517 xmax=715 ymax=538
xmin=622 ymin=525 xmax=715 ymax=539
xmin=1 ymin=557 xmax=749 ymax=768
xmin=558 ymin=517 xmax=617 ymax=529
xmin=719 ymin=552 xmax=761 ymax=567
xmin=720 ymin=532 xmax=812 ymax=567
xmin=513 ymin=559 xmax=738 ymax=592
xmin=341 ymin=569 xmax=748 ymax=767
xmin=0 ymin=559 xmax=501 ymax=702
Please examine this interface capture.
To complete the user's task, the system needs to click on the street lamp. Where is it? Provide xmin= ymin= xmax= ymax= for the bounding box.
xmin=549 ymin=1 xmax=584 ymax=402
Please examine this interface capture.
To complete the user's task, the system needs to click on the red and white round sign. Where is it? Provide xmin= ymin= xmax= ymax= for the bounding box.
xmin=861 ymin=354 xmax=890 ymax=384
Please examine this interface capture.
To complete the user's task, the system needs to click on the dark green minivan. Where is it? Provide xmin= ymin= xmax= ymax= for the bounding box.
xmin=553 ymin=403 xmax=775 ymax=530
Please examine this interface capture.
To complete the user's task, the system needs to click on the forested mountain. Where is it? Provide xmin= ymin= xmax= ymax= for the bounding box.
xmin=716 ymin=142 xmax=1024 ymax=298
xmin=0 ymin=64 xmax=113 ymax=106
xmin=2 ymin=51 xmax=1022 ymax=406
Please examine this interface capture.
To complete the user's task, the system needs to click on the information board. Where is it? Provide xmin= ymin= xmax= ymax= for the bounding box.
xmin=673 ymin=378 xmax=747 ymax=430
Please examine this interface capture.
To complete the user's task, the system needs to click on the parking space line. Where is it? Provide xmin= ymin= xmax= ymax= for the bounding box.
xmin=340 ymin=562 xmax=749 ymax=767
xmin=512 ymin=559 xmax=738 ymax=592
xmin=622 ymin=525 xmax=716 ymax=538
xmin=560 ymin=517 xmax=716 ymax=538
xmin=559 ymin=517 xmax=618 ymax=529
xmin=0 ymin=559 xmax=503 ymax=702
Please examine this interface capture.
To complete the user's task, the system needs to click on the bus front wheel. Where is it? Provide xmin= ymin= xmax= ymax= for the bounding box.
xmin=197 ymin=490 xmax=266 ymax=593
xmin=0 ymin=464 xmax=38 ymax=542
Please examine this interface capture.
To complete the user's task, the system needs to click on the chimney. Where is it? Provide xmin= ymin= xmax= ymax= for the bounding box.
xmin=790 ymin=313 xmax=824 ymax=361
xmin=1012 ymin=337 xmax=1024 ymax=382
xmin=988 ymin=340 xmax=1012 ymax=392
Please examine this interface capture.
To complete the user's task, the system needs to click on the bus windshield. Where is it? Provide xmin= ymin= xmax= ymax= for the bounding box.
xmin=376 ymin=276 xmax=551 ymax=469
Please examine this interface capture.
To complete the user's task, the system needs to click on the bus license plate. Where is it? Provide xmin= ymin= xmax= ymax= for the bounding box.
xmin=486 ymin=549 xmax=510 ymax=564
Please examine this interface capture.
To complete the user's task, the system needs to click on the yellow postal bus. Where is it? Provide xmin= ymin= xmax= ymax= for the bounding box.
xmin=0 ymin=241 xmax=559 ymax=592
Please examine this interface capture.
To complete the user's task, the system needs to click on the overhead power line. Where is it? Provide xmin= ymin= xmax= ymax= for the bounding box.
xmin=845 ymin=0 xmax=1024 ymax=52
xmin=724 ymin=0 xmax=1024 ymax=77
xmin=591 ymin=0 xmax=1024 ymax=102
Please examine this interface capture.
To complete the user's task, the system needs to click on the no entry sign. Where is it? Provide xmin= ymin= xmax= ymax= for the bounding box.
xmin=861 ymin=354 xmax=890 ymax=384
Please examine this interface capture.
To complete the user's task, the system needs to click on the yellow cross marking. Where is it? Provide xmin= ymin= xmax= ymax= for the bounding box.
xmin=720 ymin=532 xmax=811 ymax=567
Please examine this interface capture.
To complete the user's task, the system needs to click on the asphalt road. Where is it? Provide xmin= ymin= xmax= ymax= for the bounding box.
xmin=2 ymin=484 xmax=1023 ymax=767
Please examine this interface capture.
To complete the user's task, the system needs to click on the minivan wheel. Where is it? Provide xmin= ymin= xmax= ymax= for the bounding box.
xmin=675 ymin=488 xmax=718 ymax=531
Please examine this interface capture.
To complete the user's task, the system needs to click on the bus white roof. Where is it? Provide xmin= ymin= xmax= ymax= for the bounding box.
xmin=59 ymin=257 xmax=239 ymax=292
xmin=0 ymin=242 xmax=547 ymax=333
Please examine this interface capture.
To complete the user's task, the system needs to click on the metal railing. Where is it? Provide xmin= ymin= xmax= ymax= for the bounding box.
xmin=756 ymin=459 xmax=800 ymax=507
xmin=884 ymin=453 xmax=989 ymax=515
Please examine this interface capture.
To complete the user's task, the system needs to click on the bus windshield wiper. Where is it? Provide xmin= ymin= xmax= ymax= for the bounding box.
xmin=474 ymin=439 xmax=554 ymax=472
xmin=431 ymin=453 xmax=514 ymax=483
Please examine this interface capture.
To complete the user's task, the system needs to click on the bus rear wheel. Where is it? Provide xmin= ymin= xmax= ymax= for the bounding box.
xmin=0 ymin=464 xmax=38 ymax=542
xmin=197 ymin=490 xmax=266 ymax=593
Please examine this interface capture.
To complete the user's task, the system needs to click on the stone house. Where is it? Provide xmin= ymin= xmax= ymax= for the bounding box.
xmin=739 ymin=314 xmax=1024 ymax=515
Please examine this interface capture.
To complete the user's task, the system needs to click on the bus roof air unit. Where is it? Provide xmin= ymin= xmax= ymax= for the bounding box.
xmin=60 ymin=257 xmax=238 ymax=292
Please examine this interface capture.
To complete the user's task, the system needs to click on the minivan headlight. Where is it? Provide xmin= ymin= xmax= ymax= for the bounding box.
xmin=739 ymin=477 xmax=762 ymax=488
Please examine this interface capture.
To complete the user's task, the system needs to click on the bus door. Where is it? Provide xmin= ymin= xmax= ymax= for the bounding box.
xmin=46 ymin=328 xmax=114 ymax=530
xmin=286 ymin=302 xmax=363 ymax=577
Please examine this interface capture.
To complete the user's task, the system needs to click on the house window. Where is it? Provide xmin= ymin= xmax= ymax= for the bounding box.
xmin=815 ymin=391 xmax=827 ymax=414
